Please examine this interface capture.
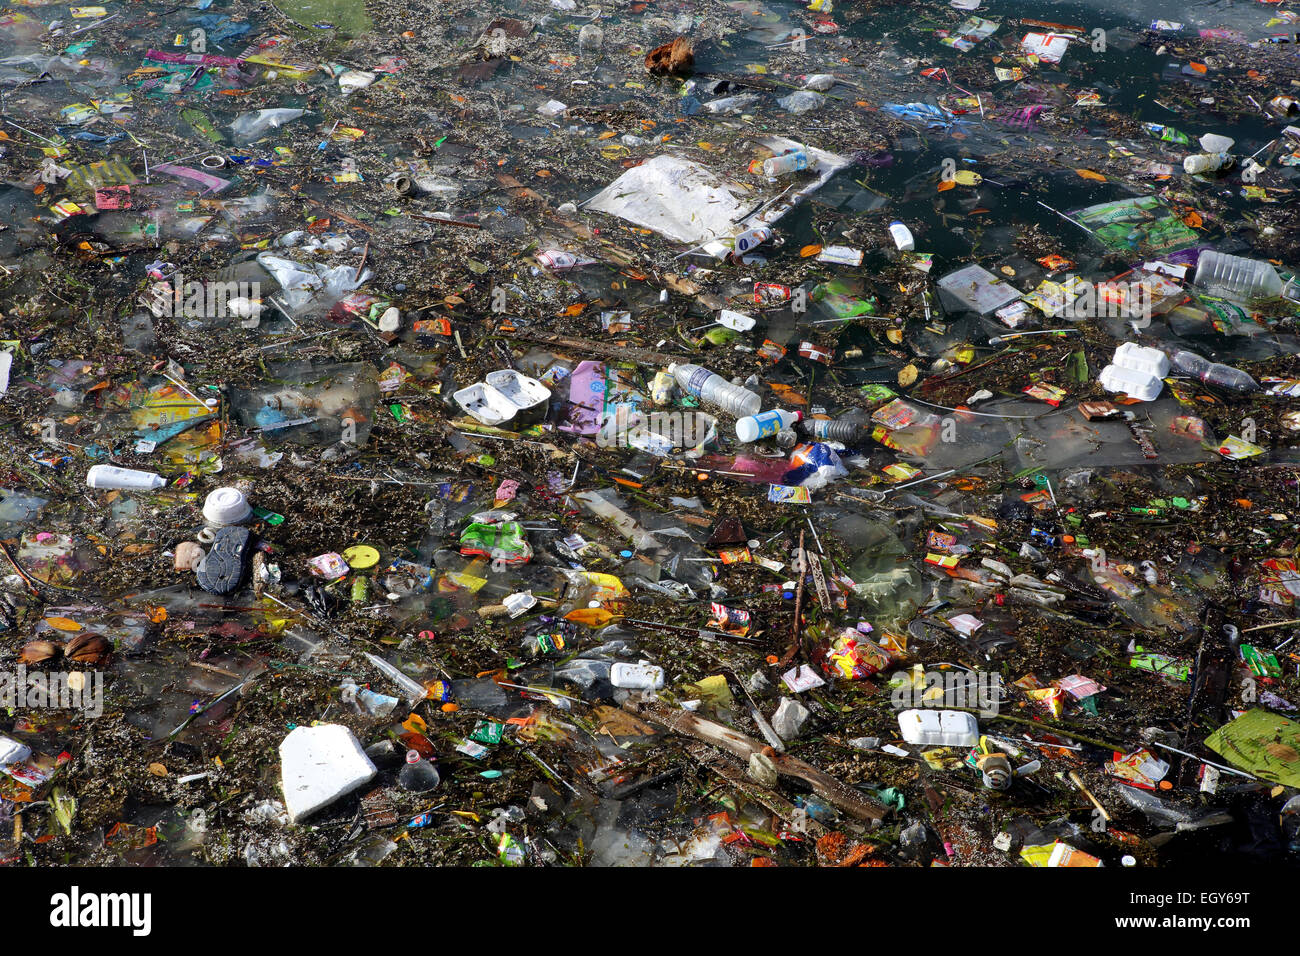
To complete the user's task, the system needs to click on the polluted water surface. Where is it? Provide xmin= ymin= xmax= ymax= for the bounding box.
xmin=0 ymin=0 xmax=1296 ymax=872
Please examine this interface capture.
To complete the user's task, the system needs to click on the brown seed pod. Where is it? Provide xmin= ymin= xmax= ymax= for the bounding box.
xmin=645 ymin=37 xmax=693 ymax=76
xmin=64 ymin=632 xmax=110 ymax=665
xmin=19 ymin=640 xmax=61 ymax=664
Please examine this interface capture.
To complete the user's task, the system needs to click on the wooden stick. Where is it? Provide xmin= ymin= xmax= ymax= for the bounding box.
xmin=503 ymin=330 xmax=681 ymax=367
xmin=1241 ymin=619 xmax=1297 ymax=635
xmin=1069 ymin=770 xmax=1110 ymax=821
xmin=354 ymin=241 xmax=369 ymax=281
xmin=792 ymin=529 xmax=807 ymax=660
xmin=0 ymin=540 xmax=40 ymax=596
xmin=628 ymin=699 xmax=888 ymax=822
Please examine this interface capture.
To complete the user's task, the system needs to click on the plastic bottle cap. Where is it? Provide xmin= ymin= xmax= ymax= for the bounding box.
xmin=343 ymin=544 xmax=380 ymax=569
xmin=202 ymin=487 xmax=251 ymax=526
xmin=1121 ymin=855 xmax=1137 ymax=866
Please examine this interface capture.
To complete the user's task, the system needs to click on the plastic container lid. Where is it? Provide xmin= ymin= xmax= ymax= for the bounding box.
xmin=343 ymin=544 xmax=380 ymax=569
xmin=202 ymin=487 xmax=251 ymax=526
xmin=1112 ymin=342 xmax=1170 ymax=378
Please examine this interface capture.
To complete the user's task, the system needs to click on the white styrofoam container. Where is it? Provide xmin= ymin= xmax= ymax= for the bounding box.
xmin=485 ymin=370 xmax=551 ymax=424
xmin=453 ymin=382 xmax=518 ymax=426
xmin=897 ymin=709 xmax=979 ymax=747
xmin=717 ymin=309 xmax=756 ymax=331
xmin=1112 ymin=342 xmax=1170 ymax=378
xmin=611 ymin=660 xmax=665 ymax=690
xmin=1098 ymin=363 xmax=1164 ymax=401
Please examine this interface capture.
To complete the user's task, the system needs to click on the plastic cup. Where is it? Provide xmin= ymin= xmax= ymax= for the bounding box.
xmin=203 ymin=487 xmax=252 ymax=527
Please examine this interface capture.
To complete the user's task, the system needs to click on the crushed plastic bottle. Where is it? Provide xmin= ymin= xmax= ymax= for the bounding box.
xmin=1183 ymin=152 xmax=1233 ymax=175
xmin=1195 ymin=250 xmax=1297 ymax=302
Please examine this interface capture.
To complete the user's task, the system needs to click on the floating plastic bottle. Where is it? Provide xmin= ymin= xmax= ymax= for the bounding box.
xmin=889 ymin=221 xmax=915 ymax=251
xmin=573 ymin=489 xmax=661 ymax=551
xmin=732 ymin=228 xmax=773 ymax=256
xmin=1167 ymin=348 xmax=1259 ymax=392
xmin=736 ymin=409 xmax=800 ymax=442
xmin=670 ymin=363 xmax=762 ymax=418
xmin=397 ymin=750 xmax=440 ymax=793
xmin=762 ymin=150 xmax=809 ymax=177
xmin=1183 ymin=152 xmax=1232 ymax=175
xmin=1194 ymin=250 xmax=1295 ymax=302
xmin=797 ymin=417 xmax=869 ymax=442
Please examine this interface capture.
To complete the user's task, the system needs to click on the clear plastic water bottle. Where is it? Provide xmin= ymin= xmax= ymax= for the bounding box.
xmin=670 ymin=364 xmax=762 ymax=418
xmin=1183 ymin=152 xmax=1232 ymax=175
xmin=398 ymin=750 xmax=440 ymax=792
xmin=797 ymin=418 xmax=868 ymax=442
xmin=762 ymin=150 xmax=809 ymax=177
xmin=1167 ymin=348 xmax=1259 ymax=392
xmin=1195 ymin=250 xmax=1287 ymax=300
